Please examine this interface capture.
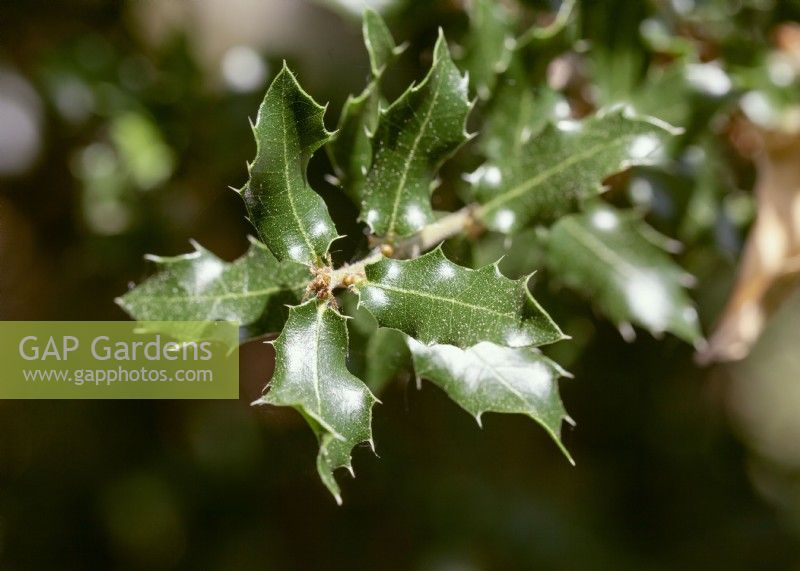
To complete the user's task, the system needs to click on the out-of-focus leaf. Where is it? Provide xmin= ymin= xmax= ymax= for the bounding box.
xmin=462 ymin=0 xmax=514 ymax=100
xmin=516 ymin=0 xmax=577 ymax=48
xmin=364 ymin=327 xmax=411 ymax=394
xmin=472 ymin=109 xmax=679 ymax=234
xmin=327 ymin=9 xmax=402 ymax=205
xmin=469 ymin=227 xmax=547 ymax=280
xmin=117 ymin=238 xmax=308 ymax=326
xmin=363 ymin=8 xmax=403 ymax=76
xmin=241 ymin=64 xmax=338 ymax=265
xmin=361 ymin=32 xmax=471 ymax=239
xmin=255 ymin=300 xmax=377 ymax=504
xmin=546 ymin=204 xmax=701 ymax=342
xmin=479 ymin=76 xmax=567 ymax=164
xmin=629 ymin=63 xmax=693 ymax=127
xmin=639 ymin=16 xmax=694 ymax=56
xmin=341 ymin=292 xmax=410 ymax=394
xmin=328 ymin=77 xmax=380 ymax=205
xmin=356 ymin=248 xmax=564 ymax=348
xmin=315 ymin=0 xmax=399 ymax=19
xmin=109 ymin=112 xmax=175 ymax=190
xmin=407 ymin=338 xmax=573 ymax=461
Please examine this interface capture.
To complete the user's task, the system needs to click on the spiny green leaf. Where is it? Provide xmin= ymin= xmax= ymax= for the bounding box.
xmin=407 ymin=338 xmax=573 ymax=461
xmin=255 ymin=300 xmax=377 ymax=504
xmin=241 ymin=63 xmax=338 ymax=265
xmin=363 ymin=8 xmax=403 ymax=77
xmin=326 ymin=9 xmax=402 ymax=205
xmin=116 ymin=238 xmax=308 ymax=326
xmin=462 ymin=0 xmax=514 ymax=100
xmin=361 ymin=31 xmax=472 ymax=239
xmin=327 ymin=83 xmax=381 ymax=205
xmin=546 ymin=203 xmax=701 ymax=342
xmin=356 ymin=248 xmax=565 ymax=348
xmin=472 ymin=108 xmax=680 ymax=234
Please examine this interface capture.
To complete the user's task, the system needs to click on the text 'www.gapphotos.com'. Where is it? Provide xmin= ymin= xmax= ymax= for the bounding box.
xmin=22 ymin=367 xmax=214 ymax=386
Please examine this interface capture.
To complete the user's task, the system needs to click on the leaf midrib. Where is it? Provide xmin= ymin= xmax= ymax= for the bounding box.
xmin=280 ymin=78 xmax=318 ymax=261
xmin=559 ymin=217 xmax=638 ymax=278
xmin=385 ymin=68 xmax=445 ymax=236
xmin=472 ymin=350 xmax=533 ymax=408
xmin=478 ymin=133 xmax=631 ymax=216
xmin=144 ymin=281 xmax=305 ymax=304
xmin=367 ymin=281 xmax=515 ymax=320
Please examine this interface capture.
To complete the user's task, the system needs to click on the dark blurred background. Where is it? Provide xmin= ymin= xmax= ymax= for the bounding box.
xmin=2 ymin=0 xmax=800 ymax=568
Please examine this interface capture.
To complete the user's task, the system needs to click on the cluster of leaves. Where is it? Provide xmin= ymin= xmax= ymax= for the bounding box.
xmin=118 ymin=4 xmax=704 ymax=503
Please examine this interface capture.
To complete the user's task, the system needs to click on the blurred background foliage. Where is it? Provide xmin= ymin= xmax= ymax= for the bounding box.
xmin=2 ymin=0 xmax=800 ymax=568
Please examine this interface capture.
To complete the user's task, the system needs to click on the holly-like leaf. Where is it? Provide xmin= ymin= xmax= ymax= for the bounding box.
xmin=546 ymin=204 xmax=701 ymax=342
xmin=328 ymin=83 xmax=381 ymax=205
xmin=363 ymin=8 xmax=403 ymax=77
xmin=407 ymin=338 xmax=573 ymax=461
xmin=241 ymin=63 xmax=338 ymax=265
xmin=255 ymin=300 xmax=377 ymax=504
xmin=472 ymin=108 xmax=680 ymax=234
xmin=361 ymin=31 xmax=472 ymax=239
xmin=326 ymin=10 xmax=402 ymax=205
xmin=116 ymin=238 xmax=308 ymax=326
xmin=356 ymin=248 xmax=564 ymax=348
xmin=462 ymin=0 xmax=514 ymax=100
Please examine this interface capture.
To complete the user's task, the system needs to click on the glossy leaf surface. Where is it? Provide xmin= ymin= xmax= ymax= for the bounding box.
xmin=363 ymin=8 xmax=402 ymax=76
xmin=117 ymin=238 xmax=308 ymax=325
xmin=361 ymin=32 xmax=471 ymax=238
xmin=256 ymin=300 xmax=377 ymax=503
xmin=326 ymin=9 xmax=402 ymax=204
xmin=242 ymin=64 xmax=338 ymax=265
xmin=408 ymin=339 xmax=573 ymax=460
xmin=472 ymin=109 xmax=679 ymax=233
xmin=328 ymin=83 xmax=380 ymax=205
xmin=357 ymin=248 xmax=564 ymax=348
xmin=546 ymin=204 xmax=701 ymax=342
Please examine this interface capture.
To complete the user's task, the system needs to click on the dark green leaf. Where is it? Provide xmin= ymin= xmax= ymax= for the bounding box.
xmin=364 ymin=327 xmax=411 ymax=393
xmin=361 ymin=31 xmax=472 ymax=239
xmin=480 ymin=79 xmax=567 ymax=164
xmin=546 ymin=204 xmax=701 ymax=342
xmin=255 ymin=300 xmax=377 ymax=504
xmin=341 ymin=292 xmax=411 ymax=395
xmin=363 ymin=8 xmax=403 ymax=77
xmin=327 ymin=83 xmax=380 ymax=205
xmin=356 ymin=248 xmax=564 ymax=348
xmin=462 ymin=0 xmax=514 ymax=100
xmin=408 ymin=338 xmax=573 ymax=461
xmin=472 ymin=108 xmax=680 ymax=233
xmin=241 ymin=63 xmax=338 ymax=265
xmin=117 ymin=238 xmax=308 ymax=326
xmin=326 ymin=10 xmax=402 ymax=205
